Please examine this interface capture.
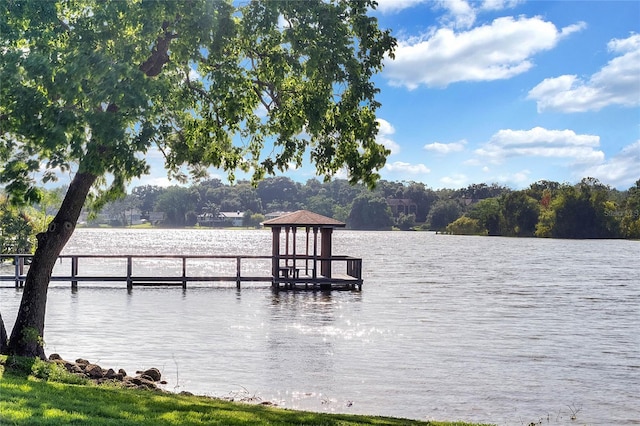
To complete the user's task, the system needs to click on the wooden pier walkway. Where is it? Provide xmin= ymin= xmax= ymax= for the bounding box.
xmin=0 ymin=254 xmax=362 ymax=291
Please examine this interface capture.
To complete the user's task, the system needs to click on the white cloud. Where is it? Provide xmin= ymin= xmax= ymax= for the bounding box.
xmin=375 ymin=0 xmax=427 ymax=14
xmin=376 ymin=118 xmax=401 ymax=155
xmin=436 ymin=0 xmax=522 ymax=29
xmin=493 ymin=169 xmax=531 ymax=186
xmin=480 ymin=0 xmax=522 ymax=12
xmin=424 ymin=139 xmax=467 ymax=154
xmin=376 ymin=0 xmax=520 ymax=17
xmin=440 ymin=173 xmax=468 ymax=187
xmin=528 ymin=33 xmax=640 ymax=112
xmin=385 ymin=16 xmax=585 ymax=89
xmin=435 ymin=0 xmax=476 ymax=29
xmin=332 ymin=168 xmax=349 ymax=180
xmin=475 ymin=127 xmax=604 ymax=164
xmin=133 ymin=175 xmax=173 ymax=188
xmin=385 ymin=161 xmax=431 ymax=174
xmin=579 ymin=140 xmax=640 ymax=189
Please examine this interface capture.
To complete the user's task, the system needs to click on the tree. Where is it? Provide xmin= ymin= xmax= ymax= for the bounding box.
xmin=299 ymin=178 xmax=323 ymax=199
xmin=347 ymin=193 xmax=393 ymax=230
xmin=374 ymin=179 xmax=405 ymax=199
xmin=548 ymin=179 xmax=619 ymax=238
xmin=446 ymin=216 xmax=486 ymax=235
xmin=426 ymin=200 xmax=462 ymax=231
xmin=327 ymin=179 xmax=365 ymax=207
xmin=526 ymin=180 xmax=561 ymax=201
xmin=620 ymin=179 xmax=640 ymax=238
xmin=234 ymin=182 xmax=262 ymax=214
xmin=257 ymin=177 xmax=299 ymax=212
xmin=457 ymin=183 xmax=510 ymax=200
xmin=0 ymin=195 xmax=36 ymax=254
xmin=403 ymin=182 xmax=437 ymax=223
xmin=100 ymin=194 xmax=140 ymax=226
xmin=0 ymin=0 xmax=395 ymax=357
xmin=500 ymin=191 xmax=539 ymax=237
xmin=243 ymin=211 xmax=265 ymax=228
xmin=396 ymin=213 xmax=416 ymax=231
xmin=468 ymin=198 xmax=501 ymax=235
xmin=131 ymin=185 xmax=164 ymax=219
xmin=0 ymin=312 xmax=6 ymax=354
xmin=304 ymin=194 xmax=335 ymax=218
xmin=154 ymin=186 xmax=200 ymax=226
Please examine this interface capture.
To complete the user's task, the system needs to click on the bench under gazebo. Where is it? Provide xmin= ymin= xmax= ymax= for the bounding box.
xmin=262 ymin=210 xmax=363 ymax=291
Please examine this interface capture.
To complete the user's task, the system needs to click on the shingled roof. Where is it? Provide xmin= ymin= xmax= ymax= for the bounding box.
xmin=262 ymin=210 xmax=345 ymax=228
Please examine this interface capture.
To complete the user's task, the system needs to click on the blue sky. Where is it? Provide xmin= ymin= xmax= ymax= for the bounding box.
xmin=132 ymin=0 xmax=640 ymax=191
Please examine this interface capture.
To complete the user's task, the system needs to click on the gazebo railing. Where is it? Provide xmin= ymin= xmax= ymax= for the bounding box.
xmin=276 ymin=255 xmax=362 ymax=280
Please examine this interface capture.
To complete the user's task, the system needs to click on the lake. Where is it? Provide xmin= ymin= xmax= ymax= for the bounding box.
xmin=1 ymin=228 xmax=638 ymax=425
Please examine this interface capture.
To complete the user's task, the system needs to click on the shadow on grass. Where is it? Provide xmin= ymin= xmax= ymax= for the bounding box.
xmin=2 ymin=355 xmax=37 ymax=379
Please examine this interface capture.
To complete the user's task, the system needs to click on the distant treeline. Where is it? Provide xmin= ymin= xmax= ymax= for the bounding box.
xmin=2 ymin=177 xmax=639 ymax=254
xmin=107 ymin=176 xmax=639 ymax=239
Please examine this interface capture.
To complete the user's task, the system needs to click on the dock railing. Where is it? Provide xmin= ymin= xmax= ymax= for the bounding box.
xmin=1 ymin=253 xmax=363 ymax=290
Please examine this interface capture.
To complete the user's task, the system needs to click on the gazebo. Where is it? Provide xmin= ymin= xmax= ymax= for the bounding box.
xmin=262 ymin=210 xmax=362 ymax=290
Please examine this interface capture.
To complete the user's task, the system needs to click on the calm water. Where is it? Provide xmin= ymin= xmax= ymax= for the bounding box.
xmin=1 ymin=229 xmax=638 ymax=425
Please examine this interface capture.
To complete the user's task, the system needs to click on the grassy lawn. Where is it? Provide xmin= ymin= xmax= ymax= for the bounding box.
xmin=0 ymin=356 xmax=494 ymax=426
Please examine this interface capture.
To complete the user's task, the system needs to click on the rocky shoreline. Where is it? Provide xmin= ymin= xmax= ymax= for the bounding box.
xmin=47 ymin=354 xmax=277 ymax=406
xmin=48 ymin=353 xmax=168 ymax=392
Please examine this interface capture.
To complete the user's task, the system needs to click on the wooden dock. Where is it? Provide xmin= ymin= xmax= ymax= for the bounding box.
xmin=0 ymin=254 xmax=362 ymax=291
xmin=1 ymin=211 xmax=364 ymax=292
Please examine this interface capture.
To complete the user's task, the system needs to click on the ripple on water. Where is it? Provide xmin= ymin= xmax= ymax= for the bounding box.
xmin=0 ymin=230 xmax=638 ymax=425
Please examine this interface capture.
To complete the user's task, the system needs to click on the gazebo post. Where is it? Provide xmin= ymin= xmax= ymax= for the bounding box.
xmin=305 ymin=226 xmax=310 ymax=275
xmin=292 ymin=226 xmax=297 ymax=273
xmin=313 ymin=227 xmax=318 ymax=279
xmin=321 ymin=228 xmax=333 ymax=278
xmin=271 ymin=226 xmax=281 ymax=282
xmin=285 ymin=226 xmax=290 ymax=267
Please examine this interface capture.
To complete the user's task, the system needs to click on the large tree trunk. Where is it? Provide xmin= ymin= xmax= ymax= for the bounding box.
xmin=0 ymin=311 xmax=7 ymax=353
xmin=6 ymin=172 xmax=97 ymax=359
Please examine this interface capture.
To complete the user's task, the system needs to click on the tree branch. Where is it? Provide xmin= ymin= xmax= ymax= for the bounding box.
xmin=140 ymin=21 xmax=178 ymax=77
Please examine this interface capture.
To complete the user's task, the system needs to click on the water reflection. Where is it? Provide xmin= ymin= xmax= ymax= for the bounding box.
xmin=265 ymin=291 xmax=345 ymax=408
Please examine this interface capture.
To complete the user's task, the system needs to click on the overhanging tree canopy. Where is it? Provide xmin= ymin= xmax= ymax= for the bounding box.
xmin=0 ymin=0 xmax=395 ymax=358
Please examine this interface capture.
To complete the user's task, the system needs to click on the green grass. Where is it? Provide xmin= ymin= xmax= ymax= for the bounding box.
xmin=0 ymin=356 xmax=493 ymax=426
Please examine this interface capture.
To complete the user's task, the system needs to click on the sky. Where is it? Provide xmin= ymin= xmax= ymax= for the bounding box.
xmin=131 ymin=0 xmax=640 ymax=191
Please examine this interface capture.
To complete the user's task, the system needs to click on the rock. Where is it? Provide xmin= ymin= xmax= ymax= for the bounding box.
xmin=50 ymin=358 xmax=66 ymax=366
xmin=84 ymin=364 xmax=104 ymax=379
xmin=104 ymin=368 xmax=118 ymax=379
xmin=65 ymin=362 xmax=83 ymax=374
xmin=142 ymin=368 xmax=161 ymax=382
xmin=43 ymin=355 xmax=166 ymax=392
xmin=127 ymin=376 xmax=157 ymax=390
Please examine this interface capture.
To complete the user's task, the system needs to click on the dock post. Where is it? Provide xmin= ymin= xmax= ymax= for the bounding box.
xmin=126 ymin=256 xmax=133 ymax=290
xmin=236 ymin=257 xmax=241 ymax=289
xmin=182 ymin=257 xmax=187 ymax=289
xmin=71 ymin=256 xmax=78 ymax=290
xmin=14 ymin=255 xmax=24 ymax=288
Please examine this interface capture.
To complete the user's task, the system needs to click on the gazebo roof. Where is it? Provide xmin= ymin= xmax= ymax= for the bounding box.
xmin=262 ymin=210 xmax=345 ymax=228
